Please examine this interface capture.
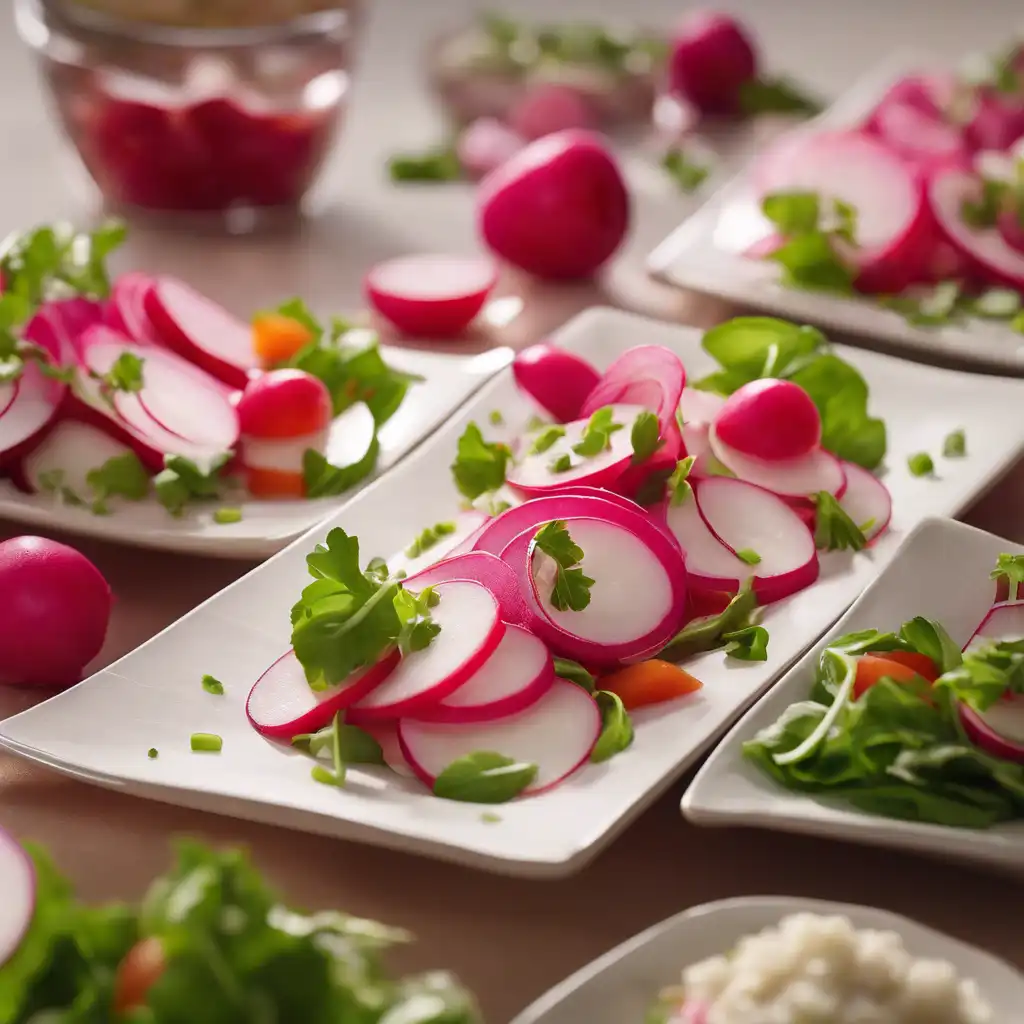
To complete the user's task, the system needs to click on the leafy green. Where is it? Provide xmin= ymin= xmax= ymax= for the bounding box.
xmin=85 ymin=452 xmax=150 ymax=514
xmin=943 ymin=428 xmax=967 ymax=458
xmin=553 ymin=657 xmax=596 ymax=692
xmin=657 ymin=578 xmax=758 ymax=662
xmin=293 ymin=716 xmax=385 ymax=766
xmin=533 ymin=520 xmax=594 ymax=612
xmin=812 ymin=490 xmax=867 ymax=552
xmin=723 ymin=625 xmax=770 ymax=661
xmin=590 ymin=691 xmax=635 ymax=763
xmin=432 ymin=751 xmax=537 ymax=803
xmin=393 ymin=585 xmax=442 ymax=654
xmin=991 ymin=552 xmax=1024 ymax=601
xmin=661 ymin=148 xmax=710 ymax=193
xmin=738 ymin=77 xmax=823 ymax=117
xmin=404 ymin=520 xmax=457 ymax=559
xmin=629 ymin=410 xmax=664 ymax=465
xmin=899 ymin=616 xmax=962 ymax=675
xmin=761 ymin=191 xmax=820 ymax=235
xmin=303 ymin=433 xmax=382 ymax=499
xmin=450 ymin=422 xmax=511 ymax=500
xmin=99 ymin=351 xmax=145 ymax=395
xmin=154 ymin=454 xmax=231 ymax=517
xmin=201 ymin=674 xmax=225 ymax=696
xmin=908 ymin=451 xmax=935 ymax=477
xmin=527 ymin=424 xmax=565 ymax=455
xmin=667 ymin=456 xmax=696 ymax=506
xmin=571 ymin=405 xmax=623 ymax=457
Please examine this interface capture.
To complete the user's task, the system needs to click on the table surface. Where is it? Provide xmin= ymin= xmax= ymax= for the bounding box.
xmin=2 ymin=1 xmax=1024 ymax=1020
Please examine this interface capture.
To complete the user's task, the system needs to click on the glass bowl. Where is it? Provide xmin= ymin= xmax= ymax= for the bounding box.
xmin=16 ymin=0 xmax=358 ymax=228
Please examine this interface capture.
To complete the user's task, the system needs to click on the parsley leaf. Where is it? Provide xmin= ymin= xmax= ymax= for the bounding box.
xmin=84 ymin=452 xmax=150 ymax=514
xmin=293 ymin=714 xmax=385 ymax=766
xmin=572 ymin=406 xmax=623 ymax=457
xmin=302 ymin=431 xmax=381 ymax=498
xmin=662 ymin=147 xmax=710 ymax=193
xmin=723 ymin=625 xmax=770 ymax=661
xmin=99 ymin=351 xmax=144 ymax=394
xmin=991 ymin=553 xmax=1024 ymax=602
xmin=629 ymin=410 xmax=664 ymax=465
xmin=154 ymin=453 xmax=231 ymax=517
xmin=451 ymin=422 xmax=510 ymax=499
xmin=527 ymin=425 xmax=565 ymax=454
xmin=393 ymin=585 xmax=442 ymax=654
xmin=812 ymin=490 xmax=867 ymax=552
xmin=533 ymin=520 xmax=594 ymax=612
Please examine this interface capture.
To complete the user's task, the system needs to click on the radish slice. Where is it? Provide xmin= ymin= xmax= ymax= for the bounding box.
xmin=837 ymin=461 xmax=892 ymax=544
xmin=457 ymin=117 xmax=525 ymax=179
xmin=111 ymin=272 xmax=162 ymax=346
xmin=364 ymin=255 xmax=498 ymax=337
xmin=0 ymin=828 xmax=33 ymax=968
xmin=145 ymin=277 xmax=258 ymax=389
xmin=387 ymin=510 xmax=490 ymax=579
xmin=964 ymin=602 xmax=1024 ymax=652
xmin=246 ymin=648 xmax=400 ymax=739
xmin=960 ymin=697 xmax=1024 ymax=764
xmin=0 ymin=361 xmax=66 ymax=468
xmin=709 ymin=426 xmax=846 ymax=499
xmin=507 ymin=403 xmax=646 ymax=496
xmin=398 ymin=678 xmax=601 ymax=795
xmin=537 ymin=484 xmax=647 ymax=515
xmin=404 ymin=551 xmax=536 ymax=631
xmin=512 ymin=343 xmax=602 ymax=423
xmin=365 ymin=723 xmax=415 ymax=776
xmin=679 ymin=386 xmax=726 ymax=425
xmin=868 ymin=100 xmax=968 ymax=169
xmin=693 ymin=477 xmax=819 ymax=603
xmin=681 ymin=422 xmax=716 ymax=477
xmin=349 ymin=581 xmax=504 ymax=720
xmin=662 ymin=496 xmax=753 ymax=596
xmin=929 ymin=169 xmax=1024 ymax=289
xmin=421 ymin=624 xmax=554 ymax=724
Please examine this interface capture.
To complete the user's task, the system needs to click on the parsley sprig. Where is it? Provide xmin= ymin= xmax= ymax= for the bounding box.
xmin=812 ymin=490 xmax=867 ymax=552
xmin=532 ymin=520 xmax=594 ymax=612
xmin=451 ymin=422 xmax=511 ymax=500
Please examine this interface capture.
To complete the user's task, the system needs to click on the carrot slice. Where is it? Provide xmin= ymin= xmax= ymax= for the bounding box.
xmin=852 ymin=654 xmax=933 ymax=700
xmin=114 ymin=937 xmax=166 ymax=1013
xmin=252 ymin=314 xmax=313 ymax=367
xmin=246 ymin=466 xmax=306 ymax=498
xmin=600 ymin=659 xmax=703 ymax=710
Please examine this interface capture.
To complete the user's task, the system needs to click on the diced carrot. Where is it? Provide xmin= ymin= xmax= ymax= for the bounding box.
xmin=246 ymin=466 xmax=306 ymax=499
xmin=252 ymin=314 xmax=313 ymax=367
xmin=853 ymin=654 xmax=934 ymax=700
xmin=600 ymin=659 xmax=703 ymax=710
xmin=876 ymin=649 xmax=939 ymax=682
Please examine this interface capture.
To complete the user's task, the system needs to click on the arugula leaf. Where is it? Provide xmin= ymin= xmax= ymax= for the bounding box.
xmin=723 ymin=625 xmax=770 ymax=661
xmin=812 ymin=491 xmax=867 ymax=552
xmin=394 ymin=585 xmax=442 ymax=654
xmin=303 ymin=432 xmax=381 ymax=499
xmin=661 ymin=148 xmax=710 ymax=193
xmin=553 ymin=657 xmax=596 ymax=692
xmin=527 ymin=424 xmax=565 ymax=454
xmin=991 ymin=552 xmax=1024 ymax=601
xmin=154 ymin=453 xmax=231 ymax=517
xmin=667 ymin=456 xmax=696 ymax=506
xmin=943 ymin=428 xmax=966 ymax=458
xmin=432 ymin=751 xmax=537 ymax=803
xmin=404 ymin=521 xmax=457 ymax=559
xmin=533 ymin=520 xmax=594 ymax=612
xmin=84 ymin=451 xmax=150 ymax=514
xmin=571 ymin=406 xmax=623 ymax=457
xmin=738 ymin=76 xmax=823 ymax=116
xmin=629 ymin=410 xmax=664 ymax=465
xmin=451 ymin=422 xmax=510 ymax=500
xmin=657 ymin=578 xmax=758 ymax=662
xmin=590 ymin=691 xmax=634 ymax=763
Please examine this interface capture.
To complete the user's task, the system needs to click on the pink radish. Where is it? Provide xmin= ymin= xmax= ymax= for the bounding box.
xmin=680 ymin=421 xmax=716 ymax=477
xmin=404 ymin=551 xmax=536 ymax=631
xmin=535 ymin=484 xmax=647 ymax=516
xmin=0 ymin=827 xmax=33 ymax=968
xmin=709 ymin=426 xmax=846 ymax=499
xmin=0 ymin=536 xmax=112 ymax=688
xmin=237 ymin=369 xmax=332 ymax=440
xmin=145 ymin=276 xmax=258 ymax=389
xmin=836 ymin=460 xmax=892 ymax=544
xmin=512 ymin=343 xmax=602 ymax=423
xmin=365 ymin=723 xmax=414 ymax=776
xmin=998 ymin=208 xmax=1024 ymax=256
xmin=960 ymin=697 xmax=1024 ymax=765
xmin=457 ymin=118 xmax=526 ymax=180
xmin=612 ymin=417 xmax=684 ymax=501
xmin=867 ymin=99 xmax=969 ymax=170
xmin=246 ymin=648 xmax=400 ymax=739
xmin=477 ymin=129 xmax=630 ymax=280
xmin=877 ymin=73 xmax=960 ymax=121
xmin=365 ymin=254 xmax=498 ymax=337
xmin=929 ymin=169 xmax=1024 ymax=289
xmin=387 ymin=510 xmax=490 ymax=579
xmin=964 ymin=601 xmax=1024 ymax=653
xmin=110 ymin=272 xmax=163 ymax=346
xmin=667 ymin=10 xmax=758 ymax=117
xmin=692 ymin=476 xmax=819 ymax=603
xmin=508 ymin=83 xmax=596 ymax=141
xmin=349 ymin=581 xmax=504 ymax=721
xmin=507 ymin=403 xmax=646 ymax=496
xmin=398 ymin=678 xmax=601 ymax=796
xmin=965 ymin=90 xmax=1024 ymax=152
xmin=501 ymin=514 xmax=687 ymax=665
xmin=714 ymin=379 xmax=821 ymax=462
xmin=24 ymin=298 xmax=105 ymax=363
xmin=679 ymin=386 xmax=726 ymax=425
xmin=418 ymin=624 xmax=554 ymax=724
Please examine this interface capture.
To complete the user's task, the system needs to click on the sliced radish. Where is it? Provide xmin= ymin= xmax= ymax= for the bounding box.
xmin=145 ymin=276 xmax=258 ymax=389
xmin=837 ymin=461 xmax=892 ymax=544
xmin=364 ymin=723 xmax=415 ymax=776
xmin=679 ymin=386 xmax=726 ymax=425
xmin=512 ymin=343 xmax=602 ymax=423
xmin=680 ymin=421 xmax=716 ymax=477
xmin=110 ymin=272 xmax=162 ymax=346
xmin=868 ymin=99 xmax=969 ymax=170
xmin=611 ymin=419 xmax=683 ymax=501
xmin=388 ymin=510 xmax=490 ymax=579
xmin=693 ymin=476 xmax=819 ymax=603
xmin=419 ymin=624 xmax=554 ymax=724
xmin=457 ymin=117 xmax=526 ymax=180
xmin=0 ymin=827 xmax=34 ymax=968
xmin=349 ymin=581 xmax=504 ymax=720
xmin=964 ymin=601 xmax=1024 ymax=653
xmin=960 ymin=697 xmax=1024 ymax=765
xmin=246 ymin=648 xmax=400 ymax=739
xmin=398 ymin=678 xmax=601 ymax=796
xmin=25 ymin=298 xmax=105 ymax=364
xmin=364 ymin=255 xmax=498 ymax=337
xmin=714 ymin=379 xmax=821 ymax=462
xmin=537 ymin=484 xmax=647 ymax=515
xmin=709 ymin=426 xmax=846 ymax=499
xmin=507 ymin=403 xmax=646 ymax=496
xmin=501 ymin=514 xmax=687 ymax=665
xmin=0 ymin=350 xmax=66 ymax=469
xmin=929 ymin=169 xmax=1024 ymax=289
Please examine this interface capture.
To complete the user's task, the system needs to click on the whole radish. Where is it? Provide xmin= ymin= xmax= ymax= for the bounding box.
xmin=0 ymin=536 xmax=112 ymax=688
xmin=715 ymin=379 xmax=822 ymax=462
xmin=477 ymin=129 xmax=630 ymax=280
xmin=667 ymin=10 xmax=758 ymax=116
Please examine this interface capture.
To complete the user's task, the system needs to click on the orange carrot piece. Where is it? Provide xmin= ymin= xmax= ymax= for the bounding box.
xmin=246 ymin=466 xmax=306 ymax=499
xmin=252 ymin=314 xmax=313 ymax=367
xmin=877 ymin=649 xmax=939 ymax=682
xmin=852 ymin=654 xmax=931 ymax=701
xmin=600 ymin=659 xmax=703 ymax=710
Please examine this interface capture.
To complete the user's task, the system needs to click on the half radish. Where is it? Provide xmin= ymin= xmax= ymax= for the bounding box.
xmin=145 ymin=276 xmax=259 ymax=389
xmin=364 ymin=255 xmax=498 ymax=337
xmin=837 ymin=461 xmax=892 ymax=544
xmin=398 ymin=678 xmax=601 ymax=796
xmin=418 ymin=624 xmax=554 ymax=724
xmin=348 ymin=581 xmax=504 ymax=720
xmin=246 ymin=648 xmax=400 ymax=739
xmin=387 ymin=510 xmax=490 ymax=579
xmin=0 ymin=827 xmax=34 ymax=968
xmin=507 ymin=403 xmax=646 ymax=496
xmin=709 ymin=426 xmax=846 ymax=500
xmin=512 ymin=343 xmax=602 ymax=423
xmin=964 ymin=601 xmax=1024 ymax=653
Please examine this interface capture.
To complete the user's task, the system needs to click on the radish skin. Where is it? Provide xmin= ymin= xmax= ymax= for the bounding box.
xmin=667 ymin=10 xmax=758 ymax=116
xmin=964 ymin=602 xmax=1024 ymax=653
xmin=0 ymin=828 xmax=34 ymax=969
xmin=836 ymin=460 xmax=892 ymax=544
xmin=960 ymin=698 xmax=1024 ymax=765
xmin=714 ymin=379 xmax=821 ymax=462
xmin=512 ymin=344 xmax=601 ymax=423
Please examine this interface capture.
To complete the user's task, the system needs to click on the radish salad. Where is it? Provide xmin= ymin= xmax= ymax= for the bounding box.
xmin=746 ymin=41 xmax=1024 ymax=333
xmin=241 ymin=315 xmax=904 ymax=807
xmin=0 ymin=222 xmax=418 ymax=521
xmin=745 ymin=554 xmax=1024 ymax=829
xmin=0 ymin=831 xmax=479 ymax=1023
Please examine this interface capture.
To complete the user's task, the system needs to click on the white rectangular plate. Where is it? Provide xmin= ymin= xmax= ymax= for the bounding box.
xmin=2 ymin=309 xmax=1024 ymax=878
xmin=509 ymin=896 xmax=1024 ymax=1024
xmin=647 ymin=52 xmax=1024 ymax=375
xmin=0 ymin=344 xmax=510 ymax=558
xmin=683 ymin=517 xmax=1024 ymax=875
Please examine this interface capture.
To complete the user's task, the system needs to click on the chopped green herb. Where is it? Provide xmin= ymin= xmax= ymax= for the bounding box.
xmin=907 ymin=452 xmax=936 ymax=477
xmin=387 ymin=147 xmax=461 ymax=183
xmin=533 ymin=520 xmax=594 ymax=612
xmin=37 ymin=468 xmax=83 ymax=507
xmin=762 ymin=191 xmax=820 ymax=235
xmin=548 ymin=452 xmax=573 ymax=473
xmin=213 ymin=507 xmax=243 ymax=525
xmin=201 ymin=674 xmax=225 ymax=696
xmin=527 ymin=425 xmax=565 ymax=455
xmin=472 ymin=490 xmax=513 ymax=516
xmin=451 ymin=422 xmax=510 ymax=499
xmin=311 ymin=764 xmax=343 ymax=786
xmin=81 ymin=451 xmax=150 ymax=514
xmin=658 ymin=578 xmax=759 ymax=662
xmin=961 ymin=178 xmax=1005 ymax=228
xmin=905 ymin=281 xmax=961 ymax=325
xmin=393 ymin=585 xmax=442 ymax=655
xmin=943 ymin=428 xmax=966 ymax=458
xmin=147 ymin=747 xmax=158 ymax=759
xmin=99 ymin=351 xmax=144 ymax=394
xmin=1012 ymin=310 xmax=1024 ymax=334
xmin=722 ymin=625 xmax=770 ymax=662
xmin=590 ymin=691 xmax=634 ymax=763
xmin=154 ymin=453 xmax=230 ymax=517
xmin=303 ymin=436 xmax=381 ymax=499
xmin=630 ymin=410 xmax=664 ymax=465
xmin=525 ymin=414 xmax=548 ymax=432
xmin=488 ymin=409 xmax=504 ymax=426
xmin=661 ymin=148 xmax=709 ymax=193
xmin=738 ymin=77 xmax=823 ymax=117
xmin=991 ymin=552 xmax=1024 ymax=602
xmin=480 ymin=811 xmax=502 ymax=824
xmin=433 ymin=751 xmax=537 ymax=803
xmin=813 ymin=491 xmax=867 ymax=552
xmin=667 ymin=456 xmax=696 ymax=506
xmin=736 ymin=548 xmax=762 ymax=566
xmin=572 ymin=406 xmax=623 ymax=457
xmin=190 ymin=733 xmax=223 ymax=753
xmin=404 ymin=520 xmax=457 ymax=558
xmin=553 ymin=657 xmax=595 ymax=692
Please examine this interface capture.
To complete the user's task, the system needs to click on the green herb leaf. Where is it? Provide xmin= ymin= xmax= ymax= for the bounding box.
xmin=154 ymin=453 xmax=230 ymax=517
xmin=393 ymin=585 xmax=442 ymax=654
xmin=147 ymin=747 xmax=158 ymax=759
xmin=201 ymin=674 xmax=225 ymax=695
xmin=99 ymin=351 xmax=144 ymax=394
xmin=533 ymin=520 xmax=594 ymax=612
xmin=488 ymin=409 xmax=504 ymax=426
xmin=213 ymin=507 xmax=243 ymax=525
xmin=991 ymin=552 xmax=1024 ymax=602
xmin=451 ymin=422 xmax=511 ymax=500
xmin=961 ymin=178 xmax=1005 ymax=228
xmin=388 ymin=147 xmax=462 ymax=183
xmin=769 ymin=231 xmax=856 ymax=293
xmin=548 ymin=452 xmax=573 ymax=473
xmin=303 ymin=432 xmax=382 ymax=499
xmin=738 ymin=76 xmax=823 ymax=117
xmin=972 ymin=287 xmax=1023 ymax=319
xmin=190 ymin=732 xmax=223 ymax=753
xmin=735 ymin=548 xmax=762 ymax=566
xmin=571 ymin=405 xmax=623 ymax=457
xmin=907 ymin=451 xmax=935 ymax=477
xmin=432 ymin=751 xmax=537 ymax=803
xmin=812 ymin=490 xmax=867 ymax=552
xmin=553 ymin=657 xmax=596 ymax=692
xmin=629 ymin=410 xmax=664 ymax=465
xmin=658 ymin=578 xmax=758 ymax=662
xmin=590 ymin=691 xmax=634 ymax=763
xmin=667 ymin=456 xmax=696 ymax=506
xmin=762 ymin=190 xmax=820 ymax=235
xmin=723 ymin=625 xmax=770 ymax=661
xmin=527 ymin=424 xmax=565 ymax=455
xmin=899 ymin=616 xmax=963 ymax=675
xmin=903 ymin=281 xmax=961 ymax=325
xmin=404 ymin=520 xmax=457 ymax=559
xmin=85 ymin=451 xmax=150 ymax=513
xmin=943 ymin=428 xmax=966 ymax=458
xmin=293 ymin=716 xmax=385 ymax=767
xmin=661 ymin=148 xmax=710 ymax=193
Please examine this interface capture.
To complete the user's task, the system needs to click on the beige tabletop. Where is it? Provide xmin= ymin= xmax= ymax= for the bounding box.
xmin=3 ymin=0 xmax=1024 ymax=1020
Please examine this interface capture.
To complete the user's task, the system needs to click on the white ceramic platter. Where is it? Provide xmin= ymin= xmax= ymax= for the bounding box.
xmin=2 ymin=308 xmax=1024 ymax=878
xmin=647 ymin=52 xmax=1024 ymax=375
xmin=0 ymin=342 xmax=510 ymax=558
xmin=509 ymin=896 xmax=1024 ymax=1024
xmin=683 ymin=517 xmax=1024 ymax=875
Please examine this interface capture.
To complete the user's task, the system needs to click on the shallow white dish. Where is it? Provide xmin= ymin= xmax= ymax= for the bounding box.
xmin=683 ymin=517 xmax=1024 ymax=875
xmin=3 ymin=308 xmax=1024 ymax=878
xmin=648 ymin=51 xmax=1024 ymax=375
xmin=0 ymin=343 xmax=509 ymax=558
xmin=509 ymin=895 xmax=1024 ymax=1024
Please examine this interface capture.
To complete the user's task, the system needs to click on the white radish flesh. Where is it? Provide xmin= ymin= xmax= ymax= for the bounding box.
xmin=679 ymin=386 xmax=726 ymax=425
xmin=350 ymin=581 xmax=504 ymax=719
xmin=837 ymin=460 xmax=892 ymax=543
xmin=388 ymin=510 xmax=490 ymax=579
xmin=398 ymin=678 xmax=601 ymax=795
xmin=17 ymin=419 xmax=137 ymax=498
xmin=0 ymin=828 xmax=34 ymax=968
xmin=242 ymin=431 xmax=330 ymax=475
xmin=663 ymin=496 xmax=764 ymax=591
xmin=0 ymin=363 xmax=65 ymax=467
xmin=964 ymin=602 xmax=1024 ymax=653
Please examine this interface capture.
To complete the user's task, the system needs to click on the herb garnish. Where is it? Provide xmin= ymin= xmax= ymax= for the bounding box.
xmin=735 ymin=548 xmax=762 ymax=566
xmin=907 ymin=452 xmax=935 ymax=477
xmin=723 ymin=625 xmax=770 ymax=661
xmin=590 ymin=691 xmax=634 ymax=763
xmin=943 ymin=428 xmax=966 ymax=458
xmin=85 ymin=452 xmax=150 ymax=514
xmin=667 ymin=456 xmax=696 ymax=506
xmin=527 ymin=425 xmax=565 ymax=455
xmin=661 ymin=148 xmax=709 ymax=193
xmin=553 ymin=657 xmax=596 ymax=692
xmin=657 ymin=578 xmax=759 ymax=662
xmin=404 ymin=521 xmax=457 ymax=559
xmin=532 ymin=520 xmax=595 ymax=612
xmin=991 ymin=553 xmax=1024 ymax=601
xmin=630 ymin=410 xmax=664 ymax=464
xmin=451 ymin=422 xmax=511 ymax=499
xmin=293 ymin=715 xmax=384 ymax=767
xmin=571 ymin=406 xmax=623 ymax=457
xmin=812 ymin=491 xmax=867 ymax=552
xmin=549 ymin=452 xmax=572 ymax=474
xmin=388 ymin=147 xmax=462 ymax=183
xmin=201 ymin=674 xmax=225 ymax=695
xmin=303 ymin=436 xmax=381 ymax=499
xmin=213 ymin=507 xmax=243 ymax=525
xmin=433 ymin=751 xmax=537 ymax=803
xmin=154 ymin=453 xmax=231 ymax=517
xmin=190 ymin=733 xmax=223 ymax=753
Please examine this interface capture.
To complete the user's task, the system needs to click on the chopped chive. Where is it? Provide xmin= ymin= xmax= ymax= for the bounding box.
xmin=311 ymin=764 xmax=343 ymax=787
xmin=858 ymin=518 xmax=876 ymax=534
xmin=201 ymin=674 xmax=225 ymax=695
xmin=488 ymin=409 xmax=504 ymax=426
xmin=147 ymin=747 xmax=158 ymax=759
xmin=736 ymin=548 xmax=762 ymax=565
xmin=481 ymin=811 xmax=502 ymax=824
xmin=907 ymin=452 xmax=935 ymax=477
xmin=943 ymin=428 xmax=966 ymax=458
xmin=529 ymin=425 xmax=566 ymax=455
xmin=213 ymin=507 xmax=243 ymax=525
xmin=549 ymin=453 xmax=572 ymax=473
xmin=190 ymin=733 xmax=223 ymax=753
